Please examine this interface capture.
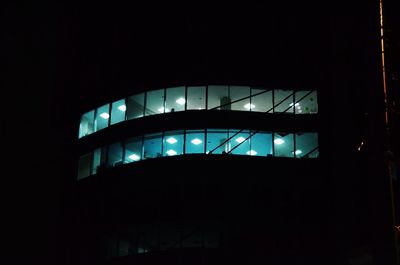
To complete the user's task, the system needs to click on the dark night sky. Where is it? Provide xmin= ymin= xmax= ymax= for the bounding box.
xmin=3 ymin=0 xmax=399 ymax=264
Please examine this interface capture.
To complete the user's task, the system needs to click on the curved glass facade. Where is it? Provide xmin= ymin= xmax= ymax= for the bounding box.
xmin=78 ymin=86 xmax=318 ymax=138
xmin=77 ymin=129 xmax=319 ymax=180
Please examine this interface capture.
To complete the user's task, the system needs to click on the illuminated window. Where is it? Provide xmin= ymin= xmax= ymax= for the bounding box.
xmin=145 ymin=89 xmax=165 ymax=116
xmin=295 ymin=90 xmax=318 ymax=114
xmin=229 ymin=129 xmax=250 ymax=155
xmin=187 ymin=86 xmax=206 ymax=110
xmin=295 ymin=132 xmax=319 ymax=158
xmin=230 ymin=86 xmax=250 ymax=112
xmin=95 ymin=104 xmax=110 ymax=131
xmin=165 ymin=86 xmax=185 ymax=113
xmin=207 ymin=129 xmax=229 ymax=154
xmin=251 ymin=131 xmax=273 ymax=156
xmin=143 ymin=132 xmax=163 ymax=159
xmin=251 ymin=87 xmax=273 ymax=113
xmin=207 ymin=85 xmax=229 ymax=110
xmin=77 ymin=153 xmax=91 ymax=180
xmin=126 ymin=93 xmax=145 ymax=119
xmin=79 ymin=110 xmax=95 ymax=138
xmin=274 ymin=89 xmax=294 ymax=113
xmin=111 ymin=99 xmax=126 ymax=125
xmin=274 ymin=133 xmax=294 ymax=157
xmin=163 ymin=130 xmax=184 ymax=156
xmin=124 ymin=136 xmax=143 ymax=163
xmin=185 ymin=130 xmax=205 ymax=154
xmin=108 ymin=142 xmax=123 ymax=167
xmin=91 ymin=148 xmax=101 ymax=174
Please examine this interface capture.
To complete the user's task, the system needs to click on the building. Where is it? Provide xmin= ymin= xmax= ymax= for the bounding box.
xmin=63 ymin=2 xmax=399 ymax=265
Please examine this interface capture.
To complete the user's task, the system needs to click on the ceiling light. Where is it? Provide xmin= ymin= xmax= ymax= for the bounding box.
xmin=244 ymin=103 xmax=255 ymax=110
xmin=292 ymin=150 xmax=302 ymax=155
xmin=166 ymin=149 xmax=177 ymax=156
xmin=236 ymin=137 xmax=246 ymax=143
xmin=158 ymin=107 xmax=169 ymax=113
xmin=289 ymin=102 xmax=300 ymax=107
xmin=166 ymin=137 xmax=177 ymax=144
xmin=99 ymin=112 xmax=110 ymax=119
xmin=191 ymin=138 xmax=202 ymax=145
xmin=246 ymin=150 xmax=257 ymax=155
xmin=176 ymin=97 xmax=186 ymax=105
xmin=118 ymin=104 xmax=126 ymax=111
xmin=128 ymin=154 xmax=140 ymax=161
xmin=274 ymin=138 xmax=285 ymax=145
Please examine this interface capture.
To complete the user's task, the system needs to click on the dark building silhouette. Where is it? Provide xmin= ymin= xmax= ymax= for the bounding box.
xmin=31 ymin=1 xmax=400 ymax=265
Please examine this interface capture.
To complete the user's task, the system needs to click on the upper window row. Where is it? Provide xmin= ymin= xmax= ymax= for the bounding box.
xmin=79 ymin=86 xmax=318 ymax=138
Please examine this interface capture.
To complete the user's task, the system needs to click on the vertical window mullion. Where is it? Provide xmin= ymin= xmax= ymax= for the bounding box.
xmin=183 ymin=129 xmax=186 ymax=155
xmin=205 ymin=85 xmax=208 ymax=110
xmin=272 ymin=89 xmax=275 ymax=113
xmin=250 ymin=87 xmax=252 ymax=113
xmin=161 ymin=131 xmax=165 ymax=157
xmin=143 ymin=91 xmax=147 ymax=117
xmin=93 ymin=108 xmax=98 ymax=132
xmin=204 ymin=129 xmax=208 ymax=154
xmin=140 ymin=135 xmax=145 ymax=160
xmin=124 ymin=98 xmax=127 ymax=121
xmin=184 ymin=86 xmax=188 ymax=111
xmin=163 ymin=88 xmax=166 ymax=113
xmin=272 ymin=132 xmax=275 ymax=157
xmin=107 ymin=103 xmax=112 ymax=127
xmin=293 ymin=132 xmax=296 ymax=158
xmin=292 ymin=91 xmax=295 ymax=114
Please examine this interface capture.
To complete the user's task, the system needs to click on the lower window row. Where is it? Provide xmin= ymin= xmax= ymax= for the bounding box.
xmin=103 ymin=222 xmax=220 ymax=260
xmin=78 ymin=129 xmax=319 ymax=180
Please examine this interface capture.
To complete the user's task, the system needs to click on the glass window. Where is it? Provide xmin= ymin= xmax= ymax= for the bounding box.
xmin=204 ymin=222 xmax=219 ymax=248
xmin=274 ymin=89 xmax=294 ymax=113
xmin=295 ymin=133 xmax=319 ymax=158
xmin=77 ymin=153 xmax=91 ymax=180
xmin=229 ymin=129 xmax=251 ymax=155
xmin=159 ymin=223 xmax=180 ymax=251
xmin=130 ymin=224 xmax=153 ymax=254
xmin=182 ymin=224 xmax=202 ymax=248
xmin=274 ymin=133 xmax=294 ymax=157
xmin=206 ymin=129 xmax=229 ymax=154
xmin=143 ymin=132 xmax=163 ymax=159
xmin=295 ymin=90 xmax=318 ymax=114
xmin=207 ymin=85 xmax=229 ymax=110
xmin=251 ymin=131 xmax=273 ymax=157
xmin=126 ymin=93 xmax=145 ymax=119
xmin=110 ymin=99 xmax=126 ymax=125
xmin=105 ymin=235 xmax=118 ymax=260
xmin=185 ymin=129 xmax=205 ymax=154
xmin=118 ymin=238 xmax=129 ymax=257
xmin=165 ymin=86 xmax=185 ymax=113
xmin=145 ymin=89 xmax=165 ymax=116
xmin=91 ymin=148 xmax=101 ymax=174
xmin=108 ymin=142 xmax=123 ymax=167
xmin=187 ymin=86 xmax=206 ymax=110
xmin=124 ymin=136 xmax=143 ymax=163
xmin=163 ymin=130 xmax=184 ymax=156
xmin=79 ymin=110 xmax=95 ymax=138
xmin=142 ymin=224 xmax=158 ymax=253
xmin=251 ymin=87 xmax=273 ymax=113
xmin=230 ymin=86 xmax=251 ymax=111
xmin=95 ymin=104 xmax=110 ymax=131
